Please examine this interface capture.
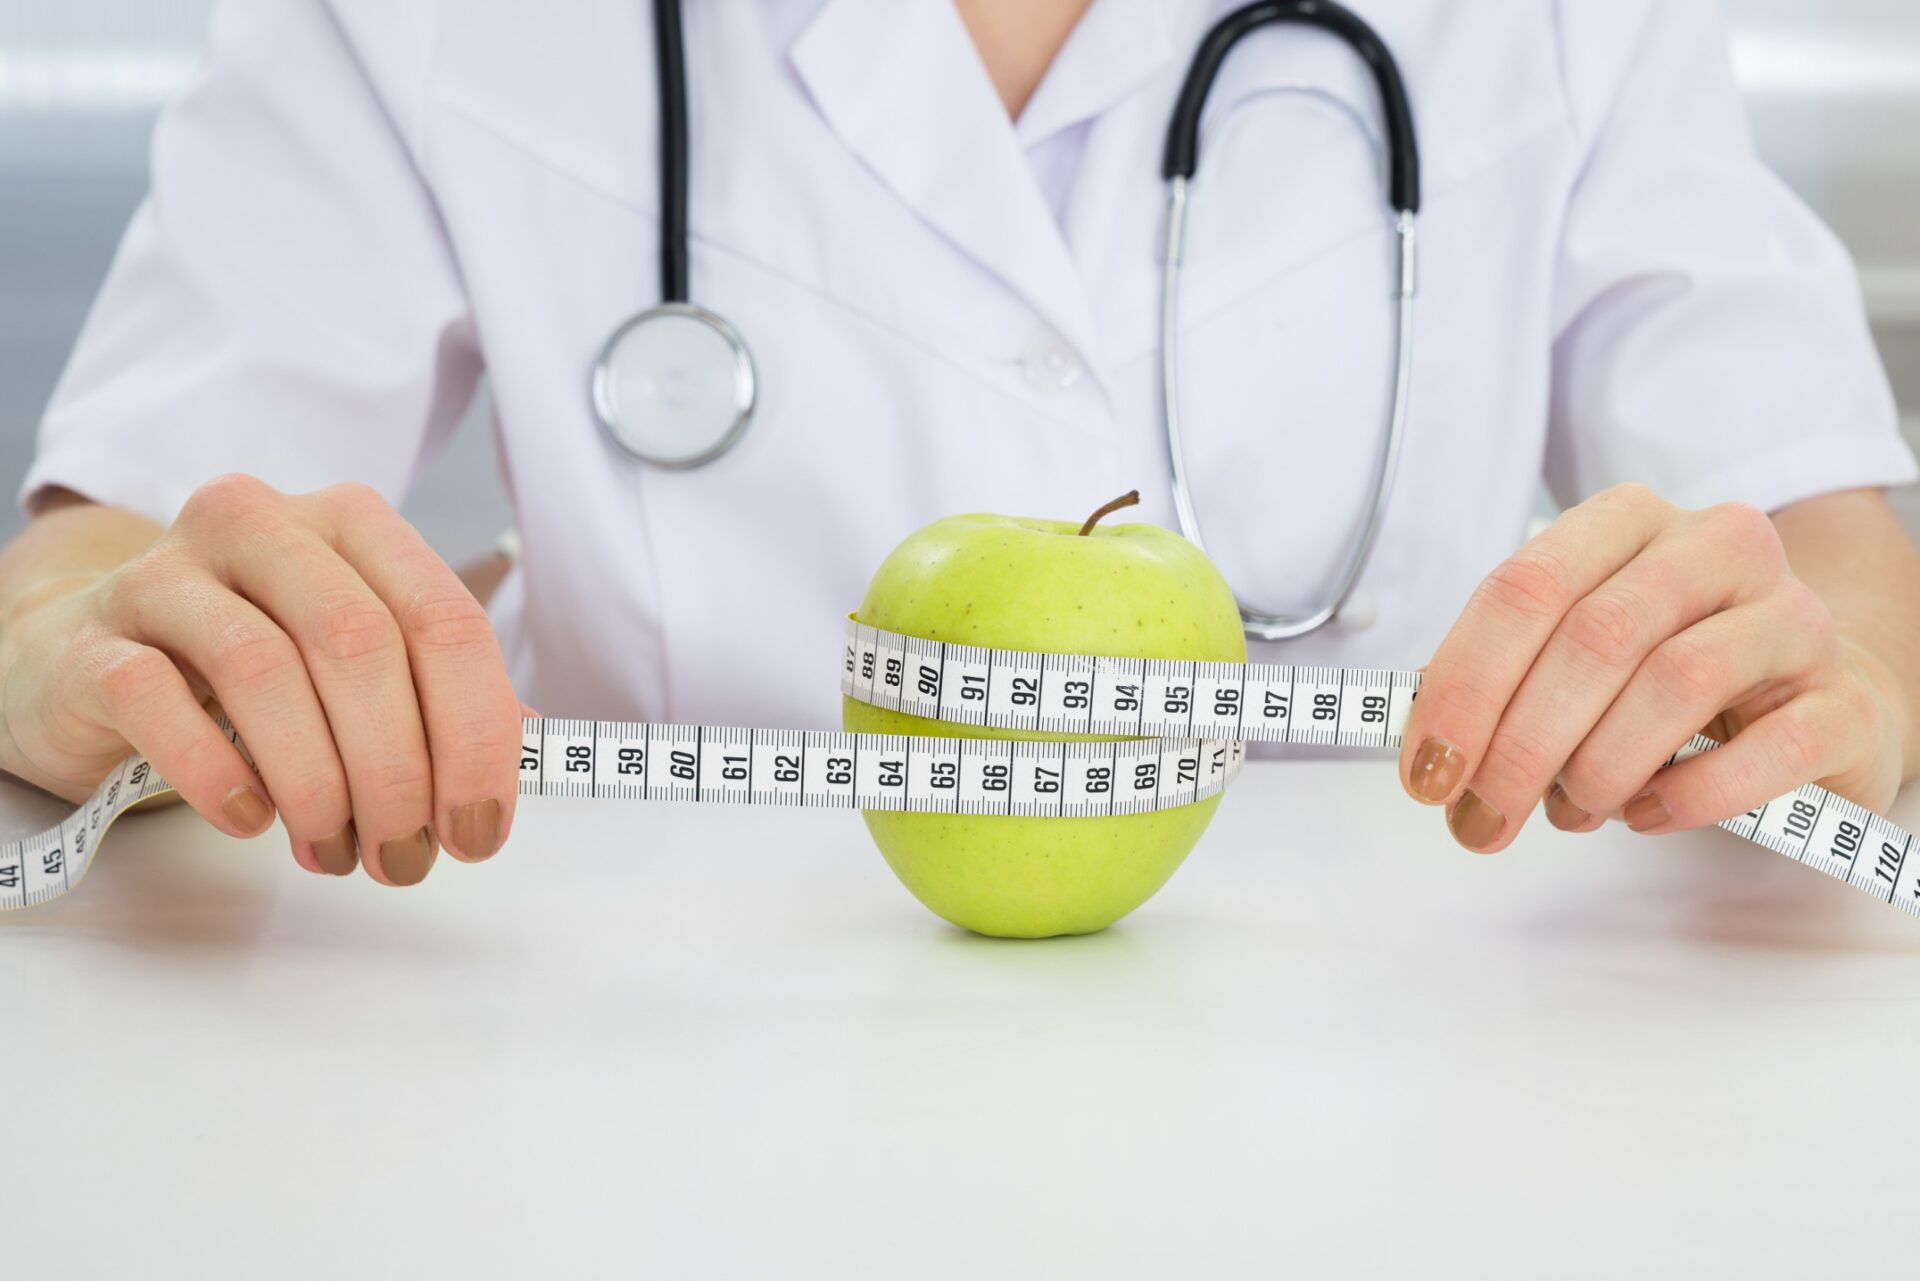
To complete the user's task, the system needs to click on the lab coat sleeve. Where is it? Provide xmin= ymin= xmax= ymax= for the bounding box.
xmin=20 ymin=0 xmax=479 ymax=525
xmin=1542 ymin=0 xmax=1917 ymax=513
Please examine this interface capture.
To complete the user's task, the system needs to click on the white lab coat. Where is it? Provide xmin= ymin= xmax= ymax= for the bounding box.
xmin=26 ymin=0 xmax=1917 ymax=733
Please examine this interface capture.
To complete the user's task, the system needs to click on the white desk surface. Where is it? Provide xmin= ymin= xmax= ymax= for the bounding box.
xmin=5 ymin=758 xmax=1919 ymax=1279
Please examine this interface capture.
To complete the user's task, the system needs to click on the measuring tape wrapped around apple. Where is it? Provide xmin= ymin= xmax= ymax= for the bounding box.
xmin=3 ymin=497 xmax=1914 ymax=936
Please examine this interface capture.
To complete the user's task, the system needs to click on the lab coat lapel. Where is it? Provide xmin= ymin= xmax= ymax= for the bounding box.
xmin=1012 ymin=0 xmax=1173 ymax=154
xmin=790 ymin=0 xmax=1097 ymax=361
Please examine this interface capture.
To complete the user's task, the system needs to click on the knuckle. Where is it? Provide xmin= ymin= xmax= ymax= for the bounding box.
xmin=1417 ymin=666 xmax=1508 ymax=733
xmin=1597 ymin=481 xmax=1662 ymax=515
xmin=355 ymin=752 xmax=433 ymax=810
xmin=444 ymin=710 xmax=521 ymax=773
xmin=270 ymin=768 xmax=349 ymax=823
xmin=1686 ymin=761 xmax=1748 ymax=823
xmin=1480 ymin=725 xmax=1561 ymax=787
xmin=1560 ymin=751 xmax=1633 ymax=810
xmin=1766 ymin=711 xmax=1825 ymax=780
xmin=98 ymin=554 xmax=173 ymax=622
xmin=1643 ymin=634 xmax=1730 ymax=710
xmin=398 ymin=589 xmax=495 ymax=656
xmin=1779 ymin=582 xmax=1841 ymax=665
xmin=1704 ymin=501 xmax=1783 ymax=562
xmin=96 ymin=646 xmax=175 ymax=716
xmin=1479 ymin=550 xmax=1573 ymax=624
xmin=1833 ymin=678 xmax=1881 ymax=734
xmin=313 ymin=481 xmax=391 ymax=520
xmin=307 ymin=589 xmax=402 ymax=666
xmin=1560 ymin=592 xmax=1648 ymax=671
xmin=166 ymin=728 xmax=228 ymax=781
xmin=180 ymin=473 xmax=277 ymax=526
xmin=1782 ymin=580 xmax=1834 ymax=630
xmin=209 ymin=619 xmax=303 ymax=690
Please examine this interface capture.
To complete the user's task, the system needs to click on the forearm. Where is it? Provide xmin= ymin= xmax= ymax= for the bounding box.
xmin=1772 ymin=488 xmax=1920 ymax=783
xmin=0 ymin=490 xmax=162 ymax=632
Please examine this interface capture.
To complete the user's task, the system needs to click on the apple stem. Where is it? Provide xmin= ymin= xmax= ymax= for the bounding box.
xmin=1078 ymin=490 xmax=1141 ymax=536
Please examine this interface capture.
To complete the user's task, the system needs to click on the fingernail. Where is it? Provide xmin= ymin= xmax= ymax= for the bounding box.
xmin=221 ymin=785 xmax=274 ymax=835
xmin=1624 ymin=791 xmax=1672 ymax=833
xmin=1409 ymin=738 xmax=1466 ymax=804
xmin=447 ymin=798 xmax=502 ymax=861
xmin=1544 ymin=783 xmax=1591 ymax=831
xmin=311 ymin=824 xmax=358 ymax=876
xmin=379 ymin=826 xmax=437 ymax=887
xmin=1448 ymin=789 xmax=1506 ymax=850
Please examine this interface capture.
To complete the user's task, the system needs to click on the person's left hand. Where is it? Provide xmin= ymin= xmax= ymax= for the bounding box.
xmin=1399 ymin=483 xmax=1907 ymax=851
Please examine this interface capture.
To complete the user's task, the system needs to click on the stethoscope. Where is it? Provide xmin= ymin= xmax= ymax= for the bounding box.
xmin=591 ymin=0 xmax=1420 ymax=641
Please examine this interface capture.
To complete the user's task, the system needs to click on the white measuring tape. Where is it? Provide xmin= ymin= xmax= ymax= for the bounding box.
xmin=3 ymin=618 xmax=1915 ymax=915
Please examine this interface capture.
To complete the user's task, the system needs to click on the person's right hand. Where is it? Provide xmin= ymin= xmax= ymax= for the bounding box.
xmin=0 ymin=475 xmax=523 ymax=885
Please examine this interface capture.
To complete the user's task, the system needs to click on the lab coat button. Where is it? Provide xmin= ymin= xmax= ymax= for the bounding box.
xmin=1021 ymin=340 xmax=1084 ymax=393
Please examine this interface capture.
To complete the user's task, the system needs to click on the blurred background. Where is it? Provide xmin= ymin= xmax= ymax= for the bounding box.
xmin=2 ymin=0 xmax=1917 ymax=558
xmin=0 ymin=0 xmax=506 ymax=565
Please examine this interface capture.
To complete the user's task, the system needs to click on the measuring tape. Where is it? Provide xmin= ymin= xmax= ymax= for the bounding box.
xmin=3 ymin=618 xmax=1915 ymax=915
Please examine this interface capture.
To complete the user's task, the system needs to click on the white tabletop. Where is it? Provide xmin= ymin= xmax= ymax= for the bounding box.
xmin=4 ymin=757 xmax=1919 ymax=1279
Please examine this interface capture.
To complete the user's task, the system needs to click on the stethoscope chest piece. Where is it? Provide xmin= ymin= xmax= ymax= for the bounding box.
xmin=592 ymin=302 xmax=756 ymax=468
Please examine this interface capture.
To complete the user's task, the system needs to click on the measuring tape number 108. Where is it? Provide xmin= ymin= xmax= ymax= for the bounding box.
xmin=2 ymin=618 xmax=1916 ymax=915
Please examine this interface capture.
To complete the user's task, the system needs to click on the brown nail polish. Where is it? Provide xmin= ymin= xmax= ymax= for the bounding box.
xmin=1544 ymin=783 xmax=1592 ymax=831
xmin=379 ymin=826 xmax=437 ymax=887
xmin=311 ymin=824 xmax=358 ymax=877
xmin=1409 ymin=738 xmax=1466 ymax=804
xmin=447 ymin=798 xmax=502 ymax=861
xmin=1624 ymin=791 xmax=1672 ymax=833
xmin=1448 ymin=789 xmax=1506 ymax=850
xmin=221 ymin=785 xmax=274 ymax=835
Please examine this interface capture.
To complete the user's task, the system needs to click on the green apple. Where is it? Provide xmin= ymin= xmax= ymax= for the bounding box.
xmin=844 ymin=492 xmax=1247 ymax=938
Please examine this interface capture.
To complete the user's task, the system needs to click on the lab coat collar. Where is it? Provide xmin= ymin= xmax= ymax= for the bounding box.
xmin=790 ymin=0 xmax=1104 ymax=368
xmin=1014 ymin=0 xmax=1175 ymax=152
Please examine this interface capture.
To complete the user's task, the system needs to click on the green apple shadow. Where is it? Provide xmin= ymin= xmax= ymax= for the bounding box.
xmin=878 ymin=914 xmax=1198 ymax=1013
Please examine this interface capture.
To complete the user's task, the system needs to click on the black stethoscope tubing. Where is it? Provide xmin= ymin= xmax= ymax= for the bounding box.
xmin=610 ymin=0 xmax=1421 ymax=640
xmin=652 ymin=0 xmax=692 ymax=303
xmin=1163 ymin=0 xmax=1418 ymax=212
xmin=644 ymin=0 xmax=1420 ymax=316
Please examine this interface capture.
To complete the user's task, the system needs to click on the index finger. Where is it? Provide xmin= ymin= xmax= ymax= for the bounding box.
xmin=311 ymin=487 xmax=523 ymax=864
xmin=1400 ymin=485 xmax=1669 ymax=808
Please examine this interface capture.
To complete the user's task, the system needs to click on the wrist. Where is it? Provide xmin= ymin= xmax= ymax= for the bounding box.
xmin=1841 ymin=638 xmax=1917 ymax=784
xmin=0 ymin=572 xmax=99 ymax=775
xmin=2 ymin=571 xmax=107 ymax=631
xmin=0 ymin=500 xmax=160 ymax=638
